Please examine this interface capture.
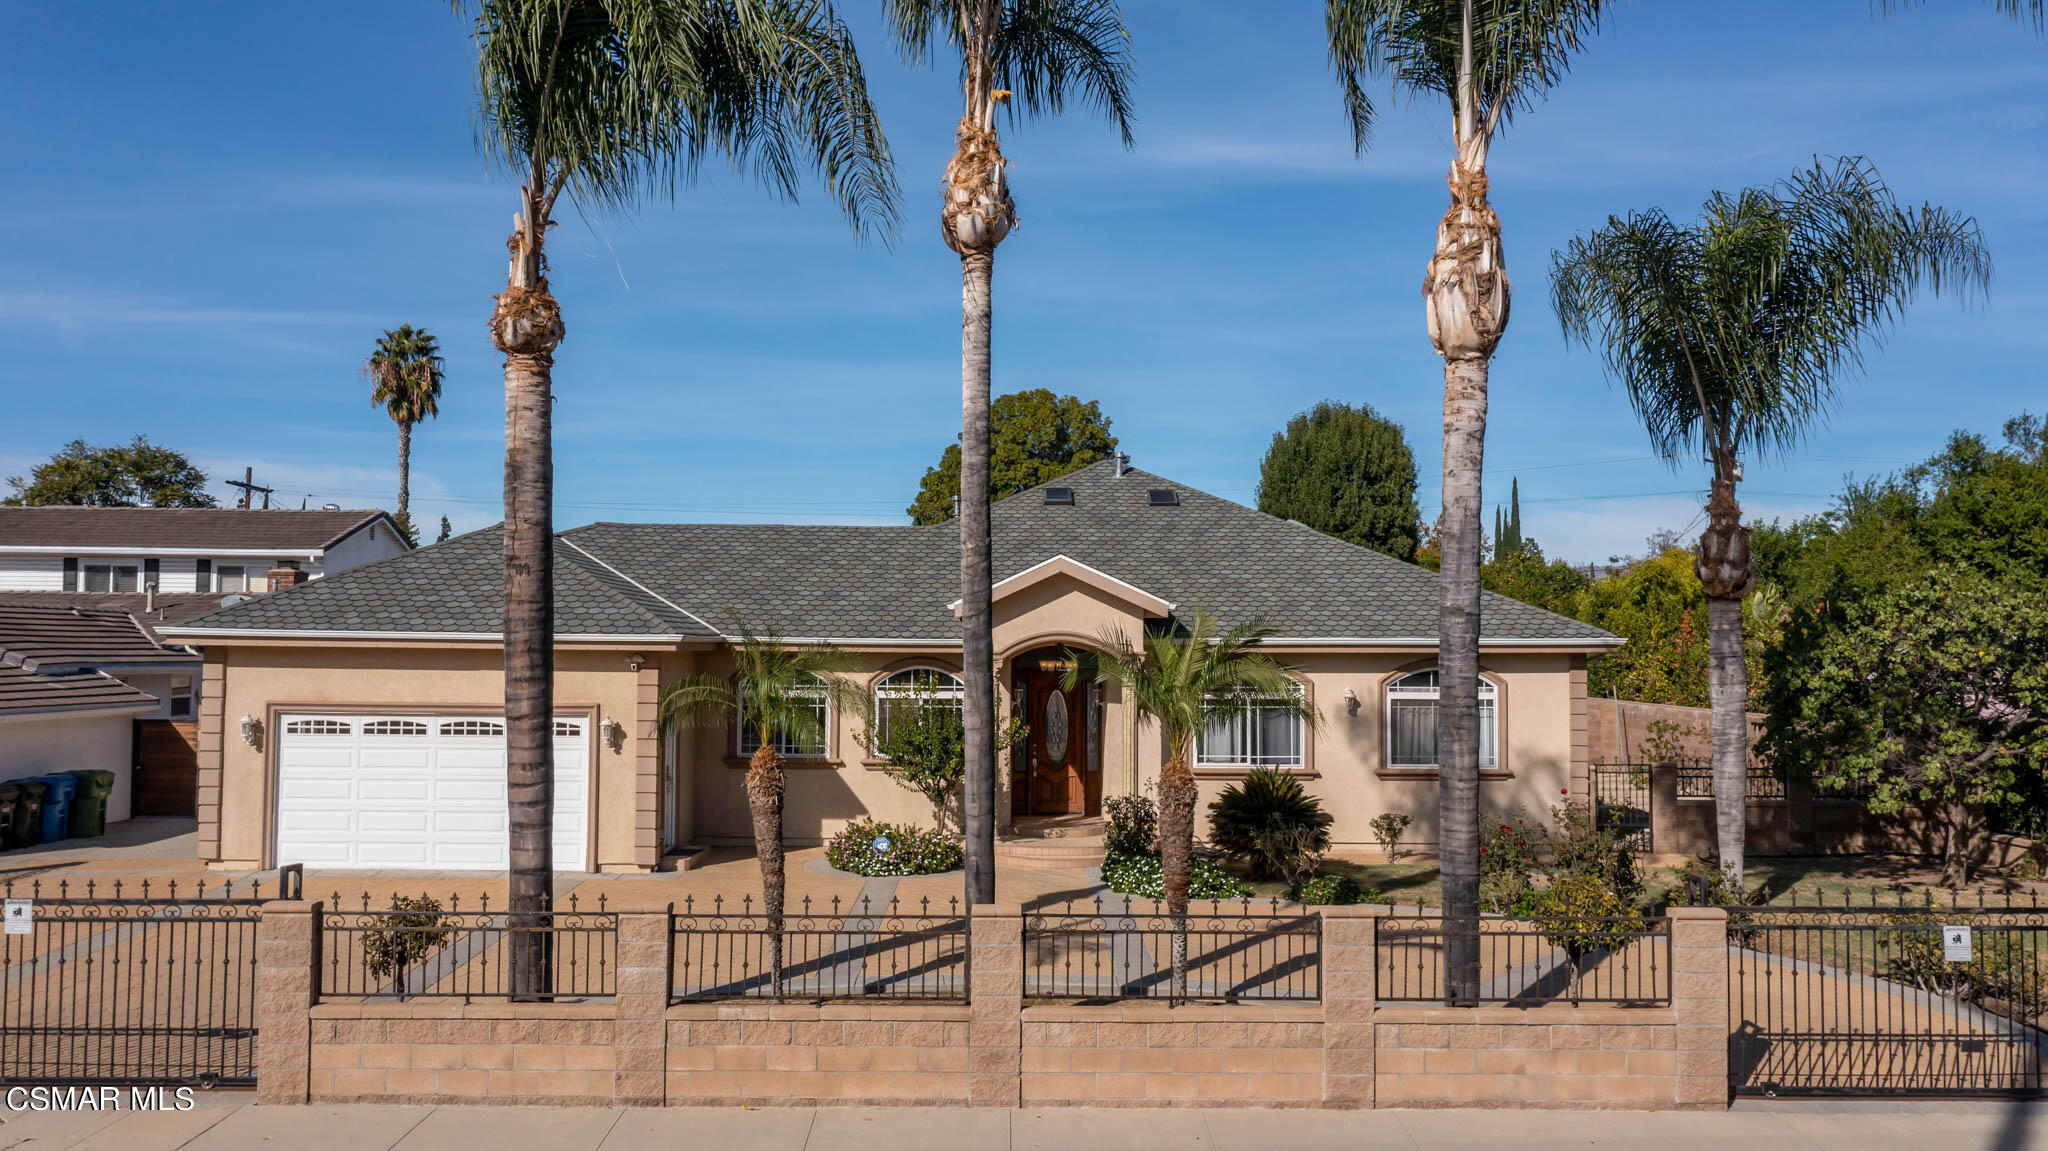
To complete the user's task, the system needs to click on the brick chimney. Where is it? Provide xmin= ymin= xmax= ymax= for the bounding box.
xmin=265 ymin=562 xmax=309 ymax=592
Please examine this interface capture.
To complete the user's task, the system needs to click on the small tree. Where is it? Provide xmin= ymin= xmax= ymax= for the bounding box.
xmin=1370 ymin=812 xmax=1412 ymax=862
xmin=5 ymin=436 xmax=216 ymax=508
xmin=1255 ymin=400 xmax=1421 ymax=561
xmin=1765 ymin=566 xmax=2048 ymax=887
xmin=853 ymin=688 xmax=1025 ymax=833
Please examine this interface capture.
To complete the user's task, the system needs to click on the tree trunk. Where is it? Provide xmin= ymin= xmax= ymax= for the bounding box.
xmin=396 ymin=420 xmax=412 ymax=522
xmin=746 ymin=745 xmax=788 ymax=997
xmin=1698 ymin=468 xmax=1753 ymax=890
xmin=493 ymin=202 xmax=565 ymax=1003
xmin=1435 ymin=355 xmax=1488 ymax=1005
xmin=959 ymin=249 xmax=997 ymax=908
xmin=1156 ymin=748 xmax=1197 ymax=1002
xmin=1941 ymin=800 xmax=1980 ymax=890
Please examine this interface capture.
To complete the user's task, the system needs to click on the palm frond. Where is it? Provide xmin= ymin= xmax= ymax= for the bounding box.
xmin=1873 ymin=0 xmax=2044 ymax=34
xmin=878 ymin=0 xmax=960 ymax=69
xmin=1065 ymin=609 xmax=1319 ymax=758
xmin=363 ymin=325 xmax=446 ymax=425
xmin=991 ymin=0 xmax=1136 ymax=147
xmin=454 ymin=0 xmax=899 ymax=241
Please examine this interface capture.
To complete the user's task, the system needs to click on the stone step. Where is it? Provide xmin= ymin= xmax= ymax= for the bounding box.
xmin=994 ymin=837 xmax=1107 ymax=866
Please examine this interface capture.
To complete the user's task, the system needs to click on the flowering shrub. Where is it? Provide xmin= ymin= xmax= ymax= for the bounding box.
xmin=1479 ymin=812 xmax=1544 ymax=913
xmin=1100 ymin=846 xmax=1251 ymax=900
xmin=1284 ymin=873 xmax=1385 ymax=906
xmin=824 ymin=818 xmax=962 ymax=876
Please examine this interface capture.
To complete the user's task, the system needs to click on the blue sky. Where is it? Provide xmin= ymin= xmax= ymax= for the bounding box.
xmin=2 ymin=2 xmax=2041 ymax=564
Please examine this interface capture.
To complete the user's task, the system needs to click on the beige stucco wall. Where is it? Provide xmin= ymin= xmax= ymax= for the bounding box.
xmin=207 ymin=644 xmax=646 ymax=870
xmin=0 ymin=710 xmax=139 ymax=824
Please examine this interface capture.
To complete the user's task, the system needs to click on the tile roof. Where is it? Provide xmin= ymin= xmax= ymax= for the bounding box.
xmin=0 ymin=592 xmax=228 ymax=638
xmin=0 ymin=663 xmax=160 ymax=718
xmin=169 ymin=462 xmax=1618 ymax=645
xmin=0 ymin=506 xmax=400 ymax=551
xmin=0 ymin=604 xmax=198 ymax=672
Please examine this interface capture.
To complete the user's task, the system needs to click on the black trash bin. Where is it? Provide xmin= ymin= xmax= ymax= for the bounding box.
xmin=66 ymin=770 xmax=117 ymax=838
xmin=0 ymin=783 xmax=17 ymax=852
xmin=7 ymin=779 xmax=47 ymax=849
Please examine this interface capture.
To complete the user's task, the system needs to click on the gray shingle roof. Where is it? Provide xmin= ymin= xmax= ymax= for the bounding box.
xmin=0 ymin=605 xmax=198 ymax=671
xmin=0 ymin=663 xmax=160 ymax=718
xmin=0 ymin=506 xmax=402 ymax=551
xmin=170 ymin=463 xmax=1615 ymax=645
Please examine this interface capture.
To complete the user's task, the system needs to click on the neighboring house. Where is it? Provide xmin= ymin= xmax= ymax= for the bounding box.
xmin=161 ymin=462 xmax=1620 ymax=873
xmin=0 ymin=506 xmax=412 ymax=596
xmin=0 ymin=604 xmax=204 ymax=826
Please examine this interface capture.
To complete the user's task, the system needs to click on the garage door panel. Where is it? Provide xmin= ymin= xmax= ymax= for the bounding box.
xmin=277 ymin=712 xmax=589 ymax=871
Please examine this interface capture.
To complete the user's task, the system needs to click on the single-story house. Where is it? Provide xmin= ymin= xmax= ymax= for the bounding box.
xmin=0 ymin=604 xmax=205 ymax=826
xmin=160 ymin=461 xmax=1620 ymax=873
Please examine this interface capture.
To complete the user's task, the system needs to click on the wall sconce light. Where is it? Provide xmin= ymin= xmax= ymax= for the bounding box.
xmin=1343 ymin=687 xmax=1360 ymax=717
xmin=626 ymin=653 xmax=645 ymax=673
xmin=601 ymin=713 xmax=624 ymax=751
xmin=239 ymin=714 xmax=263 ymax=748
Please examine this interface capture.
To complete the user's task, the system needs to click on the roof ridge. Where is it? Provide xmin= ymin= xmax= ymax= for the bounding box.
xmin=558 ymin=537 xmax=722 ymax=638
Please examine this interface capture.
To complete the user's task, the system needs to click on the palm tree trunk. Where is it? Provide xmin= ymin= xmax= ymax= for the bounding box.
xmin=1436 ymin=356 xmax=1488 ymax=1005
xmin=746 ymin=745 xmax=788 ymax=998
xmin=1157 ymin=748 xmax=1197 ymax=1001
xmin=493 ymin=200 xmax=565 ymax=1003
xmin=1698 ymin=468 xmax=1753 ymax=889
xmin=960 ymin=248 xmax=996 ymax=909
xmin=396 ymin=420 xmax=412 ymax=522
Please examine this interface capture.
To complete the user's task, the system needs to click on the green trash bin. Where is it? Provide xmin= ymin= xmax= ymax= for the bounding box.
xmin=66 ymin=770 xmax=116 ymax=838
xmin=0 ymin=784 xmax=17 ymax=852
xmin=8 ymin=779 xmax=47 ymax=849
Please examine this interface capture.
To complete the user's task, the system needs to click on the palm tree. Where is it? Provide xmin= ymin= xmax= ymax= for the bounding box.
xmin=363 ymin=324 xmax=445 ymax=538
xmin=1549 ymin=156 xmax=1990 ymax=888
xmin=1875 ymin=0 xmax=2043 ymax=32
xmin=659 ymin=628 xmax=864 ymax=997
xmin=1064 ymin=610 xmax=1317 ymax=999
xmin=1326 ymin=0 xmax=1609 ymax=1002
xmin=454 ymin=0 xmax=897 ymax=998
xmin=881 ymin=0 xmax=1134 ymax=907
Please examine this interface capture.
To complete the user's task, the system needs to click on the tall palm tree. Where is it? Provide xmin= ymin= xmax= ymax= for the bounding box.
xmin=881 ymin=0 xmax=1134 ymax=907
xmin=659 ymin=628 xmax=863 ymax=997
xmin=1550 ymin=156 xmax=1990 ymax=887
xmin=1065 ymin=610 xmax=1317 ymax=999
xmin=1326 ymin=0 xmax=1608 ymax=1001
xmin=454 ymin=0 xmax=897 ymax=998
xmin=363 ymin=324 xmax=445 ymax=537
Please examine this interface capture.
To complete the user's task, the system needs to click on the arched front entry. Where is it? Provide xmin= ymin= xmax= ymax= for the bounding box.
xmin=1009 ymin=645 xmax=1104 ymax=817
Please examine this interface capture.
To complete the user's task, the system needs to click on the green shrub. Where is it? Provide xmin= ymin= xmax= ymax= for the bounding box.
xmin=825 ymin=818 xmax=962 ymax=877
xmin=363 ymin=894 xmax=451 ymax=981
xmin=1547 ymin=800 xmax=1642 ymax=905
xmin=1880 ymin=914 xmax=2048 ymax=1019
xmin=1532 ymin=873 xmax=1634 ymax=961
xmin=1100 ymin=846 xmax=1251 ymax=901
xmin=1284 ymin=873 xmax=1385 ymax=906
xmin=1205 ymin=767 xmax=1333 ymax=881
xmin=1103 ymin=793 xmax=1157 ymax=856
xmin=1479 ymin=812 xmax=1544 ymax=914
xmin=1369 ymin=812 xmax=1412 ymax=862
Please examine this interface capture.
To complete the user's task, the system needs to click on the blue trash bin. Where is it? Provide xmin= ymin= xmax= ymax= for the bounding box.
xmin=36 ymin=774 xmax=77 ymax=843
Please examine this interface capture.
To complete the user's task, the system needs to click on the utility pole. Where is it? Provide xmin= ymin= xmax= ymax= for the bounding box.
xmin=226 ymin=467 xmax=274 ymax=510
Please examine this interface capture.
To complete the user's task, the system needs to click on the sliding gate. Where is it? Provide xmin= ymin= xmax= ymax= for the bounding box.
xmin=1728 ymin=895 xmax=2048 ymax=1097
xmin=1 ymin=870 xmax=297 ymax=1087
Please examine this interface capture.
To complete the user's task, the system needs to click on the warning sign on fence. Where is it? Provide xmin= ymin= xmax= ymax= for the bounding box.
xmin=2 ymin=899 xmax=30 ymax=935
xmin=1943 ymin=924 xmax=1973 ymax=962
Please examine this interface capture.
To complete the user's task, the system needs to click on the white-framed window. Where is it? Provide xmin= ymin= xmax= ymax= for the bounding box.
xmin=872 ymin=667 xmax=964 ymax=746
xmin=554 ymin=720 xmax=583 ymax=738
xmin=1386 ymin=669 xmax=1498 ymax=770
xmin=215 ymin=565 xmax=250 ymax=594
xmin=361 ymin=718 xmax=429 ymax=737
xmin=440 ymin=719 xmax=506 ymax=737
xmin=168 ymin=675 xmax=194 ymax=719
xmin=737 ymin=676 xmax=829 ymax=759
xmin=1197 ymin=683 xmax=1306 ymax=768
xmin=82 ymin=562 xmax=141 ymax=593
xmin=284 ymin=718 xmax=352 ymax=736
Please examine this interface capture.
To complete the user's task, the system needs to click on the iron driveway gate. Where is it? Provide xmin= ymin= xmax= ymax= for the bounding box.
xmin=1589 ymin=764 xmax=1651 ymax=852
xmin=1727 ymin=894 xmax=2048 ymax=1098
xmin=1 ymin=871 xmax=296 ymax=1087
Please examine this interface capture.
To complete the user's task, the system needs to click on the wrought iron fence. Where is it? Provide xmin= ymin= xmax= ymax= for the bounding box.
xmin=1589 ymin=765 xmax=1652 ymax=851
xmin=670 ymin=895 xmax=969 ymax=1002
xmin=0 ymin=870 xmax=299 ymax=1087
xmin=1675 ymin=764 xmax=1788 ymax=802
xmin=1376 ymin=914 xmax=1671 ymax=1006
xmin=1723 ymin=889 xmax=2048 ymax=1097
xmin=1023 ymin=899 xmax=1321 ymax=1003
xmin=319 ymin=891 xmax=615 ymax=1000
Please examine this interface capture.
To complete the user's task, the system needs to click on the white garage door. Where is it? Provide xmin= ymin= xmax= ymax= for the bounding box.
xmin=275 ymin=713 xmax=590 ymax=871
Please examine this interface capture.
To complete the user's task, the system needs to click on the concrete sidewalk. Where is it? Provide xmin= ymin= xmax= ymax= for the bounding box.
xmin=3 ymin=1099 xmax=2046 ymax=1151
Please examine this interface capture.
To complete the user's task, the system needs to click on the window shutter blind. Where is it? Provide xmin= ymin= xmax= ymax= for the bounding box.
xmin=62 ymin=557 xmax=77 ymax=591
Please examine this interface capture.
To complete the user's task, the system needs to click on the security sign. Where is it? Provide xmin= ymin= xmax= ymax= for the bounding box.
xmin=1943 ymin=924 xmax=1973 ymax=963
xmin=2 ymin=899 xmax=30 ymax=935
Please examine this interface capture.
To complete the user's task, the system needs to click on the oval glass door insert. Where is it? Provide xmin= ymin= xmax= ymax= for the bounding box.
xmin=1044 ymin=691 xmax=1070 ymax=761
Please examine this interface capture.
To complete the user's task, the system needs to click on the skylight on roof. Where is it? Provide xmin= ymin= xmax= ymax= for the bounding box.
xmin=1147 ymin=489 xmax=1179 ymax=506
xmin=1043 ymin=487 xmax=1075 ymax=505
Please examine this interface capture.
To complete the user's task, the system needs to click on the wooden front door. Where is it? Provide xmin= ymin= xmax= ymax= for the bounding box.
xmin=133 ymin=719 xmax=198 ymax=817
xmin=1022 ymin=666 xmax=1086 ymax=816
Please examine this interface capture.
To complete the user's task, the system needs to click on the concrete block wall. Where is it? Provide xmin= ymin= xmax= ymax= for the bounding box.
xmin=308 ymin=1002 xmax=620 ymax=1103
xmin=664 ymin=1004 xmax=973 ymax=1105
xmin=1020 ymin=1005 xmax=1323 ymax=1106
xmin=1374 ymin=1006 xmax=1681 ymax=1108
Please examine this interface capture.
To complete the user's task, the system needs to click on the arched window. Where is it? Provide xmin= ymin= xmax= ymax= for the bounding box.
xmin=1386 ymin=670 xmax=1498 ymax=770
xmin=737 ymin=675 xmax=830 ymax=759
xmin=872 ymin=667 xmax=964 ymax=746
xmin=1197 ymin=682 xmax=1306 ymax=768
